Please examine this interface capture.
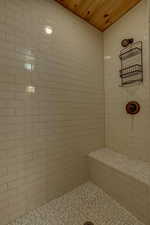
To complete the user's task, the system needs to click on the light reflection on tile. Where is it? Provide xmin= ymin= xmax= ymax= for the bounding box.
xmin=45 ymin=26 xmax=53 ymax=35
xmin=26 ymin=86 xmax=36 ymax=94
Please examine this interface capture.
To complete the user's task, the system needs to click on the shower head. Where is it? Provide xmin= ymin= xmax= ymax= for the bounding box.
xmin=121 ymin=38 xmax=134 ymax=47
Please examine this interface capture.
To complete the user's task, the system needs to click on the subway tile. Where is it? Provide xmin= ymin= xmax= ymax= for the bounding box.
xmin=0 ymin=0 xmax=104 ymax=223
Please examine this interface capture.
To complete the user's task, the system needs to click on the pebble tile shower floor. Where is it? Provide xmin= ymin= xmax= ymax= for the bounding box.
xmin=8 ymin=182 xmax=144 ymax=225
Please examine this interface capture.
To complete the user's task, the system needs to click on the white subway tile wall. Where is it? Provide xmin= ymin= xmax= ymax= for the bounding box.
xmin=0 ymin=0 xmax=104 ymax=224
xmin=104 ymin=0 xmax=150 ymax=162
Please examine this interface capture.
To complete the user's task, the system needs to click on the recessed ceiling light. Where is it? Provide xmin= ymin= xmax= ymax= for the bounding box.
xmin=45 ymin=26 xmax=53 ymax=35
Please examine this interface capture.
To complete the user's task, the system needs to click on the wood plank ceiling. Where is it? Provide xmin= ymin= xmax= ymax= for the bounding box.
xmin=55 ymin=0 xmax=142 ymax=31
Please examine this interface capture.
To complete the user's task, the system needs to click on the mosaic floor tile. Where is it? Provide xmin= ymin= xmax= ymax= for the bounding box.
xmin=8 ymin=182 xmax=145 ymax=225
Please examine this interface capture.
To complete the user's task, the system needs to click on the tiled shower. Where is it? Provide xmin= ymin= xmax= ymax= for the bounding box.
xmin=0 ymin=0 xmax=150 ymax=225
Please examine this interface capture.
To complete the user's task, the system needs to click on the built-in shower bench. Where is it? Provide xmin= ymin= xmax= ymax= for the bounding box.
xmin=88 ymin=148 xmax=150 ymax=225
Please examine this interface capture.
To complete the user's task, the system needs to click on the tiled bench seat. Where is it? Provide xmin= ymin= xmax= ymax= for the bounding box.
xmin=88 ymin=148 xmax=150 ymax=225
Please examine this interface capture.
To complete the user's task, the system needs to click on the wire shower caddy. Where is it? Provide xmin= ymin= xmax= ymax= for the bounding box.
xmin=119 ymin=41 xmax=143 ymax=86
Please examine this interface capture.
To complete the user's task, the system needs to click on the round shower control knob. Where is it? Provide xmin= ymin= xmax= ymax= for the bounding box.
xmin=126 ymin=101 xmax=140 ymax=115
xmin=84 ymin=222 xmax=94 ymax=225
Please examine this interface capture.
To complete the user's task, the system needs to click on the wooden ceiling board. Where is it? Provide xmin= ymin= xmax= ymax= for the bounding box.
xmin=88 ymin=0 xmax=117 ymax=28
xmin=101 ymin=0 xmax=142 ymax=30
xmin=80 ymin=0 xmax=105 ymax=20
xmin=55 ymin=0 xmax=142 ymax=31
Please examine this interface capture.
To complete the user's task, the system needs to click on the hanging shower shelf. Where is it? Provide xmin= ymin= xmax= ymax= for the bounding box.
xmin=119 ymin=41 xmax=143 ymax=86
xmin=120 ymin=64 xmax=142 ymax=78
xmin=119 ymin=46 xmax=142 ymax=60
xmin=121 ymin=79 xmax=143 ymax=86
